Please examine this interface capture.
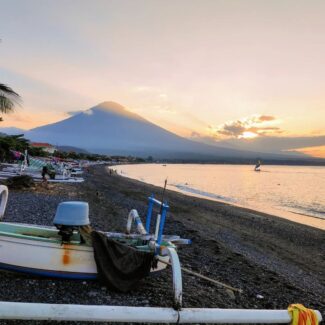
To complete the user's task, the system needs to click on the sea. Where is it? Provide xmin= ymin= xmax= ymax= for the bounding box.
xmin=114 ymin=164 xmax=325 ymax=230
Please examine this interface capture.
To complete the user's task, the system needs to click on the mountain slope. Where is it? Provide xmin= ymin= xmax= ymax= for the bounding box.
xmin=26 ymin=102 xmax=306 ymax=160
xmin=0 ymin=127 xmax=26 ymax=135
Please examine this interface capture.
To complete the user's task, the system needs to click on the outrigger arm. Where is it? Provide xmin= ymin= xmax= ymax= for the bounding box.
xmin=0 ymin=185 xmax=8 ymax=220
xmin=0 ymin=302 xmax=321 ymax=323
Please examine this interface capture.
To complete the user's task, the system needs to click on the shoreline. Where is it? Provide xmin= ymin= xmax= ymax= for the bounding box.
xmin=0 ymin=165 xmax=324 ymax=323
xmin=113 ymin=164 xmax=325 ymax=230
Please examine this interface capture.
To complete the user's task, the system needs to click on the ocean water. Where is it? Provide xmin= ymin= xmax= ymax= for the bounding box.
xmin=114 ymin=164 xmax=325 ymax=230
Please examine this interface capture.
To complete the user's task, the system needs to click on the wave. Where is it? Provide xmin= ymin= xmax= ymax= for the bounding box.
xmin=282 ymin=205 xmax=325 ymax=220
xmin=171 ymin=184 xmax=237 ymax=203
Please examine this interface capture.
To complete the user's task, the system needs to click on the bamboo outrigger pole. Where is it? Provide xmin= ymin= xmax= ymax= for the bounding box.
xmin=0 ymin=302 xmax=321 ymax=323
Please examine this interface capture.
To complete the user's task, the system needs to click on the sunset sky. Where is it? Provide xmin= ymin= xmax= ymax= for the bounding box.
xmin=0 ymin=0 xmax=324 ymax=156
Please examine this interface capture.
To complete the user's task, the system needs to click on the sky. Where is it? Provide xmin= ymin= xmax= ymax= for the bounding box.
xmin=0 ymin=0 xmax=324 ymax=156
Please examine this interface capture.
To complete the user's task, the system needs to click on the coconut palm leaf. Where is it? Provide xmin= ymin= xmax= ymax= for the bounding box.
xmin=0 ymin=83 xmax=21 ymax=114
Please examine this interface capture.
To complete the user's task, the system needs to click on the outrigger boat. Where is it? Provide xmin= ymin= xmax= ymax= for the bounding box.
xmin=1 ymin=150 xmax=84 ymax=183
xmin=0 ymin=185 xmax=187 ymax=289
xmin=0 ymin=185 xmax=322 ymax=323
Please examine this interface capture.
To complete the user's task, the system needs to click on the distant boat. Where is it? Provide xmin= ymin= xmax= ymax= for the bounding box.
xmin=254 ymin=160 xmax=261 ymax=172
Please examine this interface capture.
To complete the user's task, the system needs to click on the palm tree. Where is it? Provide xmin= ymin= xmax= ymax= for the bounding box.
xmin=0 ymin=83 xmax=20 ymax=120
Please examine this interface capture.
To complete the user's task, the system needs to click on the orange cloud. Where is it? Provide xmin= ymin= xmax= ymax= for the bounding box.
xmin=290 ymin=146 xmax=325 ymax=159
xmin=0 ymin=110 xmax=66 ymax=129
xmin=211 ymin=114 xmax=282 ymax=139
xmin=258 ymin=115 xmax=276 ymax=122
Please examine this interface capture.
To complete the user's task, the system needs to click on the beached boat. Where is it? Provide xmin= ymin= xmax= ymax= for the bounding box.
xmin=0 ymin=185 xmax=185 ymax=280
xmin=0 ymin=153 xmax=85 ymax=183
xmin=0 ymin=221 xmax=172 ymax=279
xmin=70 ymin=167 xmax=84 ymax=176
xmin=3 ymin=150 xmax=85 ymax=180
xmin=0 ymin=170 xmax=84 ymax=182
xmin=0 ymin=186 xmax=322 ymax=323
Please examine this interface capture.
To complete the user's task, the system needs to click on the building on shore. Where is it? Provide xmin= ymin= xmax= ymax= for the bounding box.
xmin=30 ymin=142 xmax=57 ymax=154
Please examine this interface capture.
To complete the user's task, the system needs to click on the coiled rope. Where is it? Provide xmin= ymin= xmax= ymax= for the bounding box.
xmin=288 ymin=304 xmax=319 ymax=325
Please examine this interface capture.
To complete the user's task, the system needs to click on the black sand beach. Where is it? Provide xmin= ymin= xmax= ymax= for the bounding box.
xmin=0 ymin=165 xmax=324 ymax=324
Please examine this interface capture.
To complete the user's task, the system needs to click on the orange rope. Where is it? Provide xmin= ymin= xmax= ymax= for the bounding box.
xmin=288 ymin=304 xmax=319 ymax=325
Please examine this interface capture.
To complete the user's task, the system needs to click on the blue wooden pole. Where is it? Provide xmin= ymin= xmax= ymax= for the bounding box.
xmin=157 ymin=203 xmax=169 ymax=245
xmin=145 ymin=195 xmax=154 ymax=233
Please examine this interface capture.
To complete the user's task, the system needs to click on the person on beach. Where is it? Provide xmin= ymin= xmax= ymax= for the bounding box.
xmin=42 ymin=166 xmax=48 ymax=180
xmin=41 ymin=166 xmax=49 ymax=188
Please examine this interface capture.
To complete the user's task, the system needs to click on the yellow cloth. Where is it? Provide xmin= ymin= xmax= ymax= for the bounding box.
xmin=288 ymin=304 xmax=319 ymax=325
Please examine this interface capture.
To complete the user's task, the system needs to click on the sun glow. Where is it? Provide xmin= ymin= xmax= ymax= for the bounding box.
xmin=287 ymin=146 xmax=325 ymax=159
xmin=239 ymin=131 xmax=258 ymax=139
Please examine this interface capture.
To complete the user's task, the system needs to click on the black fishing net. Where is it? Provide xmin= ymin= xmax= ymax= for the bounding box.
xmin=91 ymin=231 xmax=154 ymax=292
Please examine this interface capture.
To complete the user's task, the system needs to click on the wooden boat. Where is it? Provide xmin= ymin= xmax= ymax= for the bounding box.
xmin=0 ymin=222 xmax=171 ymax=279
xmin=0 ymin=171 xmax=84 ymax=183
xmin=0 ymin=185 xmax=184 ymax=280
xmin=0 ymin=187 xmax=322 ymax=322
xmin=1 ymin=151 xmax=85 ymax=182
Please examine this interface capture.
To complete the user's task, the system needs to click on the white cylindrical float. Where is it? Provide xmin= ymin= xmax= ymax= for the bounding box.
xmin=0 ymin=302 xmax=322 ymax=323
xmin=179 ymin=308 xmax=323 ymax=323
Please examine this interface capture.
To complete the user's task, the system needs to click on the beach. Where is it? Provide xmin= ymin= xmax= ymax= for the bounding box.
xmin=0 ymin=164 xmax=324 ymax=324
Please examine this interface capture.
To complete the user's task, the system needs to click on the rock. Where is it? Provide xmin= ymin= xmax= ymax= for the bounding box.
xmin=5 ymin=175 xmax=35 ymax=189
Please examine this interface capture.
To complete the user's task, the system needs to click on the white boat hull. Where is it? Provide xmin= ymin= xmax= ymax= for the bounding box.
xmin=0 ymin=228 xmax=97 ymax=279
xmin=0 ymin=171 xmax=84 ymax=183
xmin=0 ymin=223 xmax=167 ymax=279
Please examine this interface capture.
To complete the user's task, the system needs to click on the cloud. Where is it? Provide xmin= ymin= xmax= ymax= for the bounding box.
xmin=83 ymin=109 xmax=93 ymax=115
xmin=189 ymin=132 xmax=325 ymax=158
xmin=211 ymin=114 xmax=281 ymax=139
xmin=190 ymin=131 xmax=201 ymax=138
xmin=258 ymin=115 xmax=276 ymax=122
xmin=66 ymin=109 xmax=92 ymax=116
xmin=66 ymin=110 xmax=84 ymax=116
xmin=288 ymin=145 xmax=325 ymax=158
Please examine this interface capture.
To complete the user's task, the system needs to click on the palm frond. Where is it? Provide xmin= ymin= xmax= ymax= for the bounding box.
xmin=0 ymin=84 xmax=19 ymax=97
xmin=0 ymin=83 xmax=21 ymax=114
xmin=0 ymin=95 xmax=15 ymax=113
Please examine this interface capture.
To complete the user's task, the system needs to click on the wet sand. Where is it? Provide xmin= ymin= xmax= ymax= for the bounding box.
xmin=0 ymin=165 xmax=324 ymax=324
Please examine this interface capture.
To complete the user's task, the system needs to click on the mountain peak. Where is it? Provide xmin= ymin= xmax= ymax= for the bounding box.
xmin=89 ymin=101 xmax=145 ymax=121
xmin=96 ymin=101 xmax=127 ymax=112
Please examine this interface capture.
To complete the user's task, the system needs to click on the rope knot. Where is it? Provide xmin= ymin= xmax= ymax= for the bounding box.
xmin=288 ymin=304 xmax=318 ymax=325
